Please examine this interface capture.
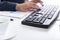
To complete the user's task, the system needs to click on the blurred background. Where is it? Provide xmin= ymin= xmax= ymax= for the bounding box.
xmin=42 ymin=0 xmax=60 ymax=5
xmin=30 ymin=0 xmax=60 ymax=5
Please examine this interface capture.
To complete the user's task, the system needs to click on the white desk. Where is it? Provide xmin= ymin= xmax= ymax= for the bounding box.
xmin=0 ymin=11 xmax=31 ymax=40
xmin=1 ymin=11 xmax=59 ymax=40
xmin=0 ymin=11 xmax=59 ymax=40
xmin=2 ymin=11 xmax=60 ymax=40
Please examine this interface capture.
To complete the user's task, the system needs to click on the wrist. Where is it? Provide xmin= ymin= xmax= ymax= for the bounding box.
xmin=16 ymin=4 xmax=21 ymax=11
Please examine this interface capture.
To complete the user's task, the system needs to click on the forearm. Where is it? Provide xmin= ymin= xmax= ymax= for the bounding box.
xmin=0 ymin=1 xmax=17 ymax=11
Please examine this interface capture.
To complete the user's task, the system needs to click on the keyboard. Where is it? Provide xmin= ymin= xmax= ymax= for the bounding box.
xmin=21 ymin=5 xmax=60 ymax=28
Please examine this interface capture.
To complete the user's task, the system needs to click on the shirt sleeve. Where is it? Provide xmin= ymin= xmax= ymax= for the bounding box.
xmin=0 ymin=1 xmax=17 ymax=11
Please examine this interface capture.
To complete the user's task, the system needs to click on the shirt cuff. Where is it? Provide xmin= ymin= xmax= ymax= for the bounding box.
xmin=2 ymin=1 xmax=17 ymax=11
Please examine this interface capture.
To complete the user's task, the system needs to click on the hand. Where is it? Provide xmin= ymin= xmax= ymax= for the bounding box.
xmin=16 ymin=2 xmax=39 ymax=12
xmin=31 ymin=0 xmax=43 ymax=5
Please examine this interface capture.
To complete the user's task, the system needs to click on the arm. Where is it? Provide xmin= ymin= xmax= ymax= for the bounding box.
xmin=0 ymin=1 xmax=39 ymax=12
xmin=0 ymin=1 xmax=16 ymax=11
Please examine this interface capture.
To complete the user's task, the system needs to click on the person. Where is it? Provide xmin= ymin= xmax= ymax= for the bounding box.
xmin=0 ymin=0 xmax=43 ymax=12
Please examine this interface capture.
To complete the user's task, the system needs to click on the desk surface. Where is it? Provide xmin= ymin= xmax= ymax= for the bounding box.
xmin=2 ymin=11 xmax=60 ymax=40
xmin=0 ymin=11 xmax=59 ymax=40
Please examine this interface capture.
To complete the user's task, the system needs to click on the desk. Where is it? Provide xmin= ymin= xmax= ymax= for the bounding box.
xmin=0 ymin=11 xmax=59 ymax=40
xmin=0 ymin=11 xmax=31 ymax=40
xmin=2 ymin=11 xmax=60 ymax=40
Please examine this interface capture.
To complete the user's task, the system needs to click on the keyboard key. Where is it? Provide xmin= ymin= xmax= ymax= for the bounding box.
xmin=48 ymin=14 xmax=53 ymax=19
xmin=27 ymin=16 xmax=36 ymax=22
xmin=53 ymin=7 xmax=58 ymax=12
xmin=33 ymin=16 xmax=42 ymax=23
xmin=34 ymin=14 xmax=39 ymax=16
xmin=48 ymin=11 xmax=55 ymax=19
xmin=40 ymin=17 xmax=46 ymax=24
xmin=37 ymin=11 xmax=44 ymax=15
